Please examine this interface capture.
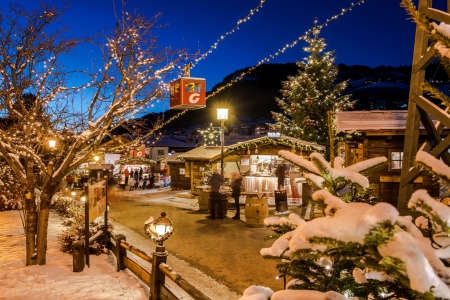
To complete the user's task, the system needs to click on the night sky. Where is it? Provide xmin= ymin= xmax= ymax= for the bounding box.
xmin=0 ymin=0 xmax=441 ymax=113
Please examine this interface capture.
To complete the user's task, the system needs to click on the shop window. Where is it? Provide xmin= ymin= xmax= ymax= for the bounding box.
xmin=179 ymin=168 xmax=186 ymax=175
xmin=389 ymin=150 xmax=403 ymax=171
xmin=157 ymin=150 xmax=165 ymax=155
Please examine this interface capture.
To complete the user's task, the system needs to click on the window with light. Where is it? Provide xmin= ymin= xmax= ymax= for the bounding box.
xmin=390 ymin=151 xmax=403 ymax=170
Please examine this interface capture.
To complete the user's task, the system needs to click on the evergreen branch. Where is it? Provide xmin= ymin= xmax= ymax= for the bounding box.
xmin=422 ymin=81 xmax=450 ymax=109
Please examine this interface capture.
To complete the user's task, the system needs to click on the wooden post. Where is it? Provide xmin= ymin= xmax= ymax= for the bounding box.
xmin=150 ymin=248 xmax=168 ymax=300
xmin=104 ymin=175 xmax=109 ymax=248
xmin=113 ymin=234 xmax=127 ymax=271
xmin=83 ymin=183 xmax=90 ymax=267
xmin=72 ymin=240 xmax=84 ymax=272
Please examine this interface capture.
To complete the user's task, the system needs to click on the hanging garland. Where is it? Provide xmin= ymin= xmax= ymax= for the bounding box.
xmin=115 ymin=157 xmax=157 ymax=165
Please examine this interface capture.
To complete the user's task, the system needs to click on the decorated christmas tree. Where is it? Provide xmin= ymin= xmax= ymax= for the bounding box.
xmin=271 ymin=22 xmax=353 ymax=159
xmin=240 ymin=150 xmax=450 ymax=300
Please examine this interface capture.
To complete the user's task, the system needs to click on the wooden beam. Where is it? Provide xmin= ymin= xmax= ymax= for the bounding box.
xmin=417 ymin=107 xmax=450 ymax=164
xmin=426 ymin=7 xmax=450 ymax=23
xmin=415 ymin=95 xmax=450 ymax=128
xmin=398 ymin=0 xmax=430 ymax=213
xmin=412 ymin=42 xmax=436 ymax=74
xmin=401 ymin=133 xmax=450 ymax=187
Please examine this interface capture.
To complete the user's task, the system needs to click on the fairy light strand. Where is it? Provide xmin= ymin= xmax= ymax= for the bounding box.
xmin=163 ymin=0 xmax=366 ymax=123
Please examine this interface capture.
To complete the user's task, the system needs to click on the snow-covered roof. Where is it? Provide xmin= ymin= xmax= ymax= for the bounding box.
xmin=335 ymin=110 xmax=431 ymax=134
xmin=145 ymin=136 xmax=197 ymax=148
xmin=176 ymin=146 xmax=224 ymax=161
xmin=226 ymin=134 xmax=325 ymax=152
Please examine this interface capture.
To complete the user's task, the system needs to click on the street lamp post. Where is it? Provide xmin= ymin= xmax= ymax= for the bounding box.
xmin=144 ymin=212 xmax=174 ymax=299
xmin=216 ymin=108 xmax=228 ymax=176
xmin=80 ymin=184 xmax=90 ymax=267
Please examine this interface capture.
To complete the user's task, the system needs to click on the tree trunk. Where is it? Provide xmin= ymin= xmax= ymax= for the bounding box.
xmin=25 ymin=160 xmax=37 ymax=266
xmin=36 ymin=194 xmax=51 ymax=265
xmin=25 ymin=198 xmax=37 ymax=265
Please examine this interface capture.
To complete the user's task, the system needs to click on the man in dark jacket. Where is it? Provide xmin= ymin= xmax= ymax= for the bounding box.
xmin=209 ymin=169 xmax=223 ymax=219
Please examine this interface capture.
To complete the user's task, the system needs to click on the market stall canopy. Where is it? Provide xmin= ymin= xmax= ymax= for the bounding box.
xmin=115 ymin=157 xmax=157 ymax=165
xmin=176 ymin=146 xmax=225 ymax=162
xmin=86 ymin=163 xmax=115 ymax=170
xmin=225 ymin=134 xmax=325 ymax=154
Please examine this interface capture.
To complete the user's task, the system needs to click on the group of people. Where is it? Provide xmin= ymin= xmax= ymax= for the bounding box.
xmin=127 ymin=175 xmax=155 ymax=191
xmin=66 ymin=174 xmax=89 ymax=189
xmin=208 ymin=170 xmax=243 ymax=220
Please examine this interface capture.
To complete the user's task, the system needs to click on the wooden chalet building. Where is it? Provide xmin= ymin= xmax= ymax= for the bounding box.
xmin=335 ymin=110 xmax=440 ymax=207
xmin=168 ymin=135 xmax=324 ymax=197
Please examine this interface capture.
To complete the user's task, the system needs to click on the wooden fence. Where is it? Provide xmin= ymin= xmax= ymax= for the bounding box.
xmin=73 ymin=231 xmax=211 ymax=300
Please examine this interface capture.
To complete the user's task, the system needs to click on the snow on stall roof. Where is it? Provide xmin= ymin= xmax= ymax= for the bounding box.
xmin=335 ymin=110 xmax=432 ymax=133
xmin=176 ymin=146 xmax=224 ymax=161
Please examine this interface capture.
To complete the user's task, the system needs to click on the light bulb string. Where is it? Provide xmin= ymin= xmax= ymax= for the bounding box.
xmin=162 ymin=0 xmax=365 ymax=127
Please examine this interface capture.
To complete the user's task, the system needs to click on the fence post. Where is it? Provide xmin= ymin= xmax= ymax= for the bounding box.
xmin=150 ymin=251 xmax=168 ymax=300
xmin=114 ymin=234 xmax=127 ymax=271
xmin=72 ymin=240 xmax=85 ymax=272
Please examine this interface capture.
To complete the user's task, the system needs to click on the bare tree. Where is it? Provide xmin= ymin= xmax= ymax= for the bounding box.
xmin=0 ymin=2 xmax=187 ymax=265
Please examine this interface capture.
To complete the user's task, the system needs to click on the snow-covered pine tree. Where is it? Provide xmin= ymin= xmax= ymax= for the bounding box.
xmin=270 ymin=21 xmax=353 ymax=159
xmin=240 ymin=152 xmax=450 ymax=299
xmin=279 ymin=150 xmax=386 ymax=203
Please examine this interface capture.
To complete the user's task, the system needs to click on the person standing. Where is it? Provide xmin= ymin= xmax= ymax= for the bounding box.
xmin=209 ymin=169 xmax=223 ymax=219
xmin=124 ymin=168 xmax=130 ymax=185
xmin=275 ymin=163 xmax=286 ymax=190
xmin=230 ymin=172 xmax=243 ymax=220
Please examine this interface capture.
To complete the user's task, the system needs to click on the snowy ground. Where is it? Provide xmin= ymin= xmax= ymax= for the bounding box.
xmin=0 ymin=200 xmax=241 ymax=299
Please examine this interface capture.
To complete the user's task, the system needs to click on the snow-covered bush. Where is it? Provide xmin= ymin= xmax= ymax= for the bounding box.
xmin=279 ymin=150 xmax=386 ymax=204
xmin=0 ymin=160 xmax=23 ymax=211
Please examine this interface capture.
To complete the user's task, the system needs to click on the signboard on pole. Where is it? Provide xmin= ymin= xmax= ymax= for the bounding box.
xmin=267 ymin=130 xmax=281 ymax=139
xmin=88 ymin=180 xmax=106 ymax=222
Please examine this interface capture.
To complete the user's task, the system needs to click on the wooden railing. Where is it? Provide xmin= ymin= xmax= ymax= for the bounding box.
xmin=73 ymin=230 xmax=211 ymax=300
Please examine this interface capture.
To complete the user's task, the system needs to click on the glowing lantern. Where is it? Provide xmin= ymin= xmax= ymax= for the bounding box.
xmin=169 ymin=77 xmax=206 ymax=110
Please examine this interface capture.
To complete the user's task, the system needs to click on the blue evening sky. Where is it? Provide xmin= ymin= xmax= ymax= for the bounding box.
xmin=0 ymin=0 xmax=438 ymax=113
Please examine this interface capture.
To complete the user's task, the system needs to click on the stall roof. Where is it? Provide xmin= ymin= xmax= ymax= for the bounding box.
xmin=226 ymin=134 xmax=325 ymax=153
xmin=86 ymin=163 xmax=115 ymax=170
xmin=176 ymin=146 xmax=224 ymax=161
xmin=335 ymin=110 xmax=432 ymax=135
xmin=115 ymin=157 xmax=157 ymax=165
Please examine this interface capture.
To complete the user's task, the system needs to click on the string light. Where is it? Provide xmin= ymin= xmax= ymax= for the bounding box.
xmin=164 ymin=0 xmax=366 ymax=125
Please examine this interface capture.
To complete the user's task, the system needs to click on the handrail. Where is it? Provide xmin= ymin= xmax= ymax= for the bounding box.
xmin=119 ymin=240 xmax=153 ymax=263
xmin=159 ymin=263 xmax=212 ymax=300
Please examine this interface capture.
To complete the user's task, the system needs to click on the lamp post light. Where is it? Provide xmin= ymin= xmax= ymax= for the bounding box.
xmin=145 ymin=212 xmax=174 ymax=299
xmin=48 ymin=139 xmax=57 ymax=149
xmin=80 ymin=184 xmax=90 ymax=267
xmin=216 ymin=108 xmax=228 ymax=176
xmin=71 ymin=191 xmax=76 ymax=197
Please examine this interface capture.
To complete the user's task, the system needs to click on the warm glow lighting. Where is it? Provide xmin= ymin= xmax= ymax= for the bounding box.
xmin=80 ymin=193 xmax=86 ymax=202
xmin=48 ymin=139 xmax=56 ymax=149
xmin=94 ymin=155 xmax=99 ymax=162
xmin=71 ymin=191 xmax=76 ymax=197
xmin=145 ymin=212 xmax=174 ymax=243
xmin=216 ymin=108 xmax=228 ymax=120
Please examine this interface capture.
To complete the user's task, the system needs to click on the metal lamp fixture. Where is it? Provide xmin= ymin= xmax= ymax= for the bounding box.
xmin=144 ymin=212 xmax=174 ymax=254
xmin=216 ymin=108 xmax=228 ymax=121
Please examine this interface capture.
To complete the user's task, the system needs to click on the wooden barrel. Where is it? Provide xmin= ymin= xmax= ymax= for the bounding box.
xmin=198 ymin=189 xmax=210 ymax=212
xmin=209 ymin=193 xmax=229 ymax=218
xmin=245 ymin=196 xmax=269 ymax=227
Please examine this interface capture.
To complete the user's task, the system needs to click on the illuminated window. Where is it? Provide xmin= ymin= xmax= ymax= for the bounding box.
xmin=185 ymin=83 xmax=202 ymax=93
xmin=390 ymin=150 xmax=403 ymax=170
xmin=179 ymin=168 xmax=186 ymax=175
xmin=157 ymin=150 xmax=164 ymax=155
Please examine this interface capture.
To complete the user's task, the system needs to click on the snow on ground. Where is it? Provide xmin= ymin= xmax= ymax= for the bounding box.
xmin=0 ymin=193 xmax=240 ymax=300
xmin=0 ymin=210 xmax=147 ymax=300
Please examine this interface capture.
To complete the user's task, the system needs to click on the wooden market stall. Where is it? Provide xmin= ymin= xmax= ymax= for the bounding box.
xmin=335 ymin=110 xmax=441 ymax=207
xmin=115 ymin=157 xmax=157 ymax=183
xmin=170 ymin=135 xmax=324 ymax=199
